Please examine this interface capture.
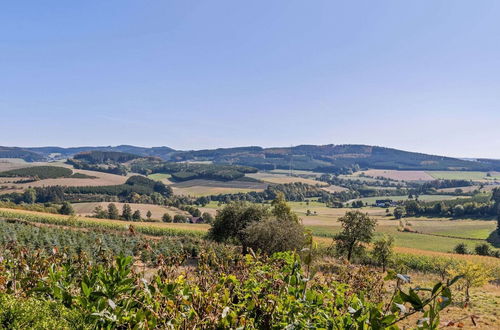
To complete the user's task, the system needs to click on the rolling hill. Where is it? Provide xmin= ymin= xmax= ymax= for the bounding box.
xmin=3 ymin=144 xmax=500 ymax=172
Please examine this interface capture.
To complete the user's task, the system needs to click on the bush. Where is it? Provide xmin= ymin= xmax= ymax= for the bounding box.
xmin=0 ymin=294 xmax=84 ymax=329
xmin=242 ymin=218 xmax=305 ymax=254
xmin=454 ymin=243 xmax=469 ymax=255
xmin=475 ymin=243 xmax=492 ymax=256
xmin=162 ymin=213 xmax=172 ymax=223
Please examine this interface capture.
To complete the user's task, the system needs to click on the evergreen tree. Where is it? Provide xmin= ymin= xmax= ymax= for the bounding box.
xmin=107 ymin=203 xmax=119 ymax=219
xmin=122 ymin=204 xmax=132 ymax=220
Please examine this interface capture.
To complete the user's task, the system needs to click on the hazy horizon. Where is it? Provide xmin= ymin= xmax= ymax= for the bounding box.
xmin=1 ymin=1 xmax=499 ymax=158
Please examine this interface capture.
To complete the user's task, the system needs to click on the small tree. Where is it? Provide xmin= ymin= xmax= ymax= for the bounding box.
xmin=146 ymin=210 xmax=152 ymax=221
xmin=174 ymin=214 xmax=187 ymax=223
xmin=132 ymin=210 xmax=142 ymax=222
xmin=447 ymin=261 xmax=493 ymax=305
xmin=162 ymin=213 xmax=172 ymax=223
xmin=242 ymin=217 xmax=305 ymax=255
xmin=122 ymin=204 xmax=132 ymax=221
xmin=201 ymin=212 xmax=214 ymax=224
xmin=59 ymin=201 xmax=74 ymax=215
xmin=272 ymin=192 xmax=299 ymax=223
xmin=208 ymin=202 xmax=269 ymax=247
xmin=393 ymin=207 xmax=405 ymax=219
xmin=23 ymin=188 xmax=37 ymax=204
xmin=108 ymin=203 xmax=120 ymax=219
xmin=454 ymin=243 xmax=469 ymax=255
xmin=335 ymin=211 xmax=377 ymax=261
xmin=371 ymin=235 xmax=394 ymax=272
xmin=93 ymin=205 xmax=108 ymax=218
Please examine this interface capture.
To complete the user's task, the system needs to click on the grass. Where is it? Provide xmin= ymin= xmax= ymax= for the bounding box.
xmin=427 ymin=171 xmax=500 ymax=181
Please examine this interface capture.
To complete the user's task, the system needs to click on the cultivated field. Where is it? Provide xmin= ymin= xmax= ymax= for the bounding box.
xmin=72 ymin=202 xmax=189 ymax=220
xmin=356 ymin=169 xmax=434 ymax=181
xmin=171 ymin=179 xmax=268 ymax=196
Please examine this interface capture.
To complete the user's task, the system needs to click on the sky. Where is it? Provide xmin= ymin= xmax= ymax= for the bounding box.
xmin=1 ymin=1 xmax=499 ymax=158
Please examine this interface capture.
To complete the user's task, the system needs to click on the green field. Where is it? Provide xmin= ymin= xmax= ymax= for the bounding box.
xmin=148 ymin=173 xmax=172 ymax=181
xmin=427 ymin=171 xmax=500 ymax=180
xmin=350 ymin=194 xmax=463 ymax=205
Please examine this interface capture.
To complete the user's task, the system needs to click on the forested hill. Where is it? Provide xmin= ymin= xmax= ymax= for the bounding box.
xmin=2 ymin=144 xmax=499 ymax=172
xmin=171 ymin=145 xmax=500 ymax=172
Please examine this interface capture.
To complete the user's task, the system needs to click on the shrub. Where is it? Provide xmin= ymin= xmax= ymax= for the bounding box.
xmin=475 ymin=243 xmax=492 ymax=256
xmin=162 ymin=213 xmax=172 ymax=223
xmin=59 ymin=201 xmax=75 ymax=215
xmin=454 ymin=243 xmax=469 ymax=255
xmin=242 ymin=218 xmax=305 ymax=254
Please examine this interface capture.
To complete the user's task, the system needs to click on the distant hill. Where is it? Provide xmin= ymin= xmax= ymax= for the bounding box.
xmin=3 ymin=144 xmax=500 ymax=172
xmin=22 ymin=145 xmax=176 ymax=160
xmin=0 ymin=146 xmax=45 ymax=162
xmin=171 ymin=144 xmax=500 ymax=172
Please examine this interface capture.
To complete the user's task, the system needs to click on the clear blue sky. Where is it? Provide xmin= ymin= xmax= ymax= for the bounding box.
xmin=1 ymin=1 xmax=499 ymax=158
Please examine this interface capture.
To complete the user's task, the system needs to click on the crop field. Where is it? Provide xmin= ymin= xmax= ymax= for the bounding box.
xmin=427 ymin=171 xmax=500 ymax=181
xmin=171 ymin=179 xmax=267 ymax=196
xmin=72 ymin=202 xmax=189 ymax=220
xmin=246 ymin=172 xmax=326 ymax=185
xmin=355 ymin=169 xmax=434 ymax=181
xmin=0 ymin=208 xmax=209 ymax=236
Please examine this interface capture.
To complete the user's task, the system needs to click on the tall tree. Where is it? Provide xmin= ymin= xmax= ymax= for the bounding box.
xmin=335 ymin=211 xmax=377 ymax=261
xmin=122 ymin=204 xmax=132 ymax=221
xmin=132 ymin=210 xmax=142 ymax=221
xmin=108 ymin=203 xmax=119 ymax=219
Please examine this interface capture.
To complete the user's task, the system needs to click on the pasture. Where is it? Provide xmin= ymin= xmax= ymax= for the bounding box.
xmin=427 ymin=171 xmax=500 ymax=181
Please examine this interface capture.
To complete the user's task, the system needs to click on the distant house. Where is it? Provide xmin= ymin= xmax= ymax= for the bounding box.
xmin=190 ymin=216 xmax=205 ymax=224
xmin=375 ymin=199 xmax=396 ymax=207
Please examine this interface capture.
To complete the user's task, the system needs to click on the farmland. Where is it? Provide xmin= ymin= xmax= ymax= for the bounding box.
xmin=355 ymin=169 xmax=434 ymax=181
xmin=246 ymin=171 xmax=327 ymax=185
xmin=72 ymin=202 xmax=190 ymax=220
xmin=349 ymin=194 xmax=464 ymax=205
xmin=427 ymin=171 xmax=500 ymax=181
xmin=171 ymin=178 xmax=267 ymax=196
